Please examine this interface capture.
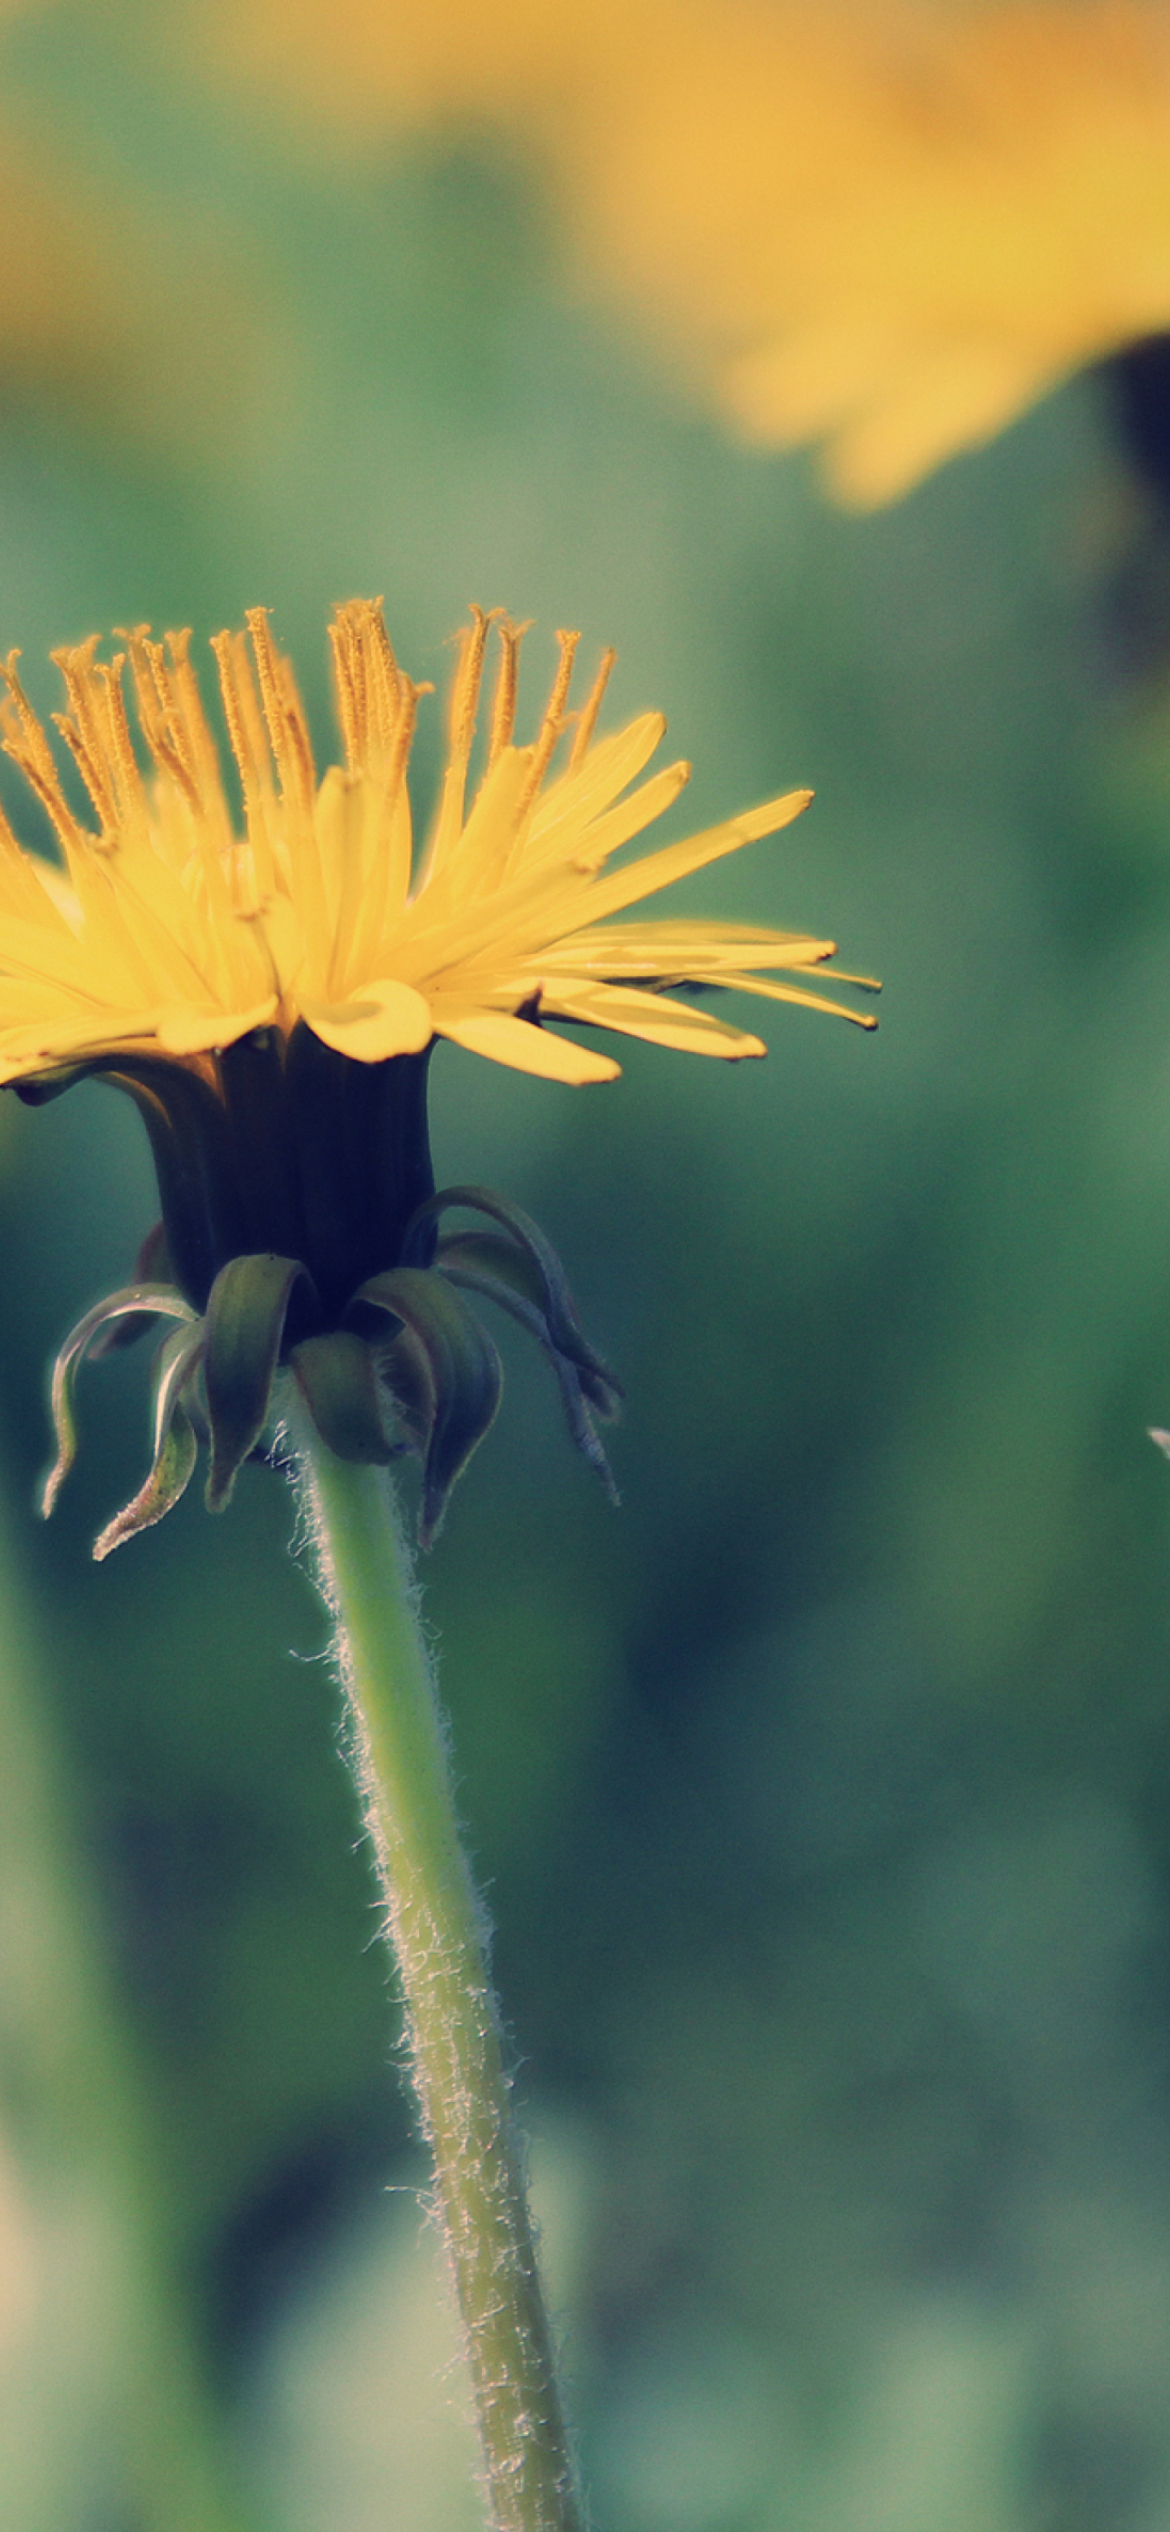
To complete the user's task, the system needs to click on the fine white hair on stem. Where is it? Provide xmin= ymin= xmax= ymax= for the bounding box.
xmin=285 ymin=1408 xmax=583 ymax=2530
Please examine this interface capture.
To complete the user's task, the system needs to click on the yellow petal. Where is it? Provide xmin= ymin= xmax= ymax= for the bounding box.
xmin=154 ymin=995 xmax=280 ymax=1055
xmin=570 ymin=759 xmax=692 ymax=872
xmin=436 ymin=1007 xmax=620 ymax=1083
xmin=0 ymin=1006 xmax=169 ymax=1070
xmin=724 ymin=972 xmax=878 ymax=1028
xmin=425 ymin=743 xmax=534 ymax=900
xmin=549 ymin=982 xmax=766 ymax=1058
xmin=540 ymin=919 xmax=838 ymax=976
xmin=527 ymin=711 xmax=668 ymax=848
xmin=301 ymin=978 xmax=434 ymax=1062
xmin=574 ymin=787 xmax=814 ymax=926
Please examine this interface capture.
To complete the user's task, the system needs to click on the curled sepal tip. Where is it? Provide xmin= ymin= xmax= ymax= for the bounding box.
xmin=92 ymin=1322 xmax=205 ymax=1561
xmin=41 ymin=1283 xmax=198 ymax=1520
xmin=87 ymin=1222 xmax=174 ymax=1359
xmin=413 ymin=1186 xmax=622 ymax=1501
xmin=203 ymin=1253 xmax=317 ymax=1512
xmin=348 ymin=1267 xmax=503 ymax=1546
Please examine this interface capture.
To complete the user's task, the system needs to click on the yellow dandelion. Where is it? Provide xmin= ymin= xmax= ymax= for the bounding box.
xmin=198 ymin=0 xmax=1170 ymax=504
xmin=9 ymin=601 xmax=874 ymax=1551
xmin=11 ymin=594 xmax=878 ymax=2504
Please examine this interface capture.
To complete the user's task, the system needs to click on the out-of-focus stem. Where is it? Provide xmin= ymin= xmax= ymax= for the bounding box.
xmin=0 ymin=1482 xmax=263 ymax=2532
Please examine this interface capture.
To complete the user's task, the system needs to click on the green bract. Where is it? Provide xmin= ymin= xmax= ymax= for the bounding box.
xmin=43 ymin=1156 xmax=621 ymax=1558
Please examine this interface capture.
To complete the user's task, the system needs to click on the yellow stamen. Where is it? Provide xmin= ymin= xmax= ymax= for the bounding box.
xmin=418 ymin=605 xmax=496 ymax=887
xmin=0 ymin=652 xmax=87 ymax=857
xmin=51 ymin=642 xmax=119 ymax=840
xmin=568 ymin=647 xmax=616 ymax=772
xmin=487 ymin=616 xmax=532 ymax=767
xmin=347 ymin=674 xmax=424 ymax=975
xmin=363 ymin=602 xmax=401 ymax=760
xmin=228 ymin=633 xmax=280 ymax=900
xmin=514 ymin=629 xmax=579 ymax=827
xmin=166 ymin=629 xmax=235 ymax=853
xmin=210 ymin=631 xmax=277 ymax=912
xmin=328 ymin=612 xmax=361 ymax=774
xmin=97 ymin=657 xmax=150 ymax=843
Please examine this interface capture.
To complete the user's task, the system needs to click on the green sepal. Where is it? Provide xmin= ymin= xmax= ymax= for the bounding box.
xmin=289 ymin=1331 xmax=394 ymax=1466
xmin=203 ymin=1252 xmax=317 ymax=1512
xmin=92 ymin=1321 xmax=205 ymax=1562
xmin=414 ymin=1184 xmax=622 ymax=1499
xmin=437 ymin=1232 xmax=621 ymax=1502
xmin=89 ymin=1223 xmax=176 ymax=1360
xmin=407 ymin=1185 xmax=622 ymax=1412
xmin=42 ymin=1283 xmax=198 ymax=1520
xmin=379 ymin=1323 xmax=438 ymax=1458
xmin=347 ymin=1266 xmax=502 ymax=1546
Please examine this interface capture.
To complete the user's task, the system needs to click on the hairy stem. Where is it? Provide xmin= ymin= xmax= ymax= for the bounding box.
xmin=294 ymin=1427 xmax=583 ymax=2532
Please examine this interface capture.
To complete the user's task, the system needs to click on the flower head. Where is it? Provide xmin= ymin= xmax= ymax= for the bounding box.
xmin=0 ymin=599 xmax=867 ymax=1088
xmin=7 ymin=600 xmax=874 ymax=1549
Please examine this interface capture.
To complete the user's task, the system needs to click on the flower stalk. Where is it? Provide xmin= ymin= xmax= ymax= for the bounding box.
xmin=294 ymin=1414 xmax=583 ymax=2532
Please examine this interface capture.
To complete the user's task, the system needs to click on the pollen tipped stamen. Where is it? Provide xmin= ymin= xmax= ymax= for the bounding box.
xmin=364 ymin=603 xmax=401 ymax=756
xmin=229 ymin=633 xmax=281 ymax=898
xmin=347 ymin=674 xmax=425 ymax=971
xmin=328 ymin=614 xmax=361 ymax=774
xmin=245 ymin=610 xmax=318 ymax=811
xmin=210 ymin=630 xmax=278 ymax=911
xmin=417 ymin=606 xmax=500 ymax=887
xmin=244 ymin=607 xmax=286 ymax=774
xmin=0 ymin=651 xmax=87 ymax=856
xmin=568 ymin=645 xmax=616 ymax=772
xmin=513 ymin=628 xmax=580 ymax=828
xmin=51 ymin=642 xmax=121 ymax=840
xmin=52 ymin=712 xmax=117 ymax=840
xmin=123 ymin=630 xmax=196 ymax=812
xmin=166 ymin=628 xmax=235 ymax=852
xmin=329 ymin=599 xmax=405 ymax=778
xmin=243 ymin=608 xmax=330 ymax=950
xmin=487 ymin=616 xmax=532 ymax=767
xmin=98 ymin=657 xmax=150 ymax=842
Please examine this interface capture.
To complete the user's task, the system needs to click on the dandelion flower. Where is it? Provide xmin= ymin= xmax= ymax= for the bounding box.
xmin=9 ymin=593 xmax=876 ymax=2526
xmin=5 ymin=601 xmax=874 ymax=1550
xmin=201 ymin=0 xmax=1170 ymax=504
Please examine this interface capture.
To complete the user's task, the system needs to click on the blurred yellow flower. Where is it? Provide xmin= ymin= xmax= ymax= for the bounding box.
xmin=200 ymin=0 xmax=1170 ymax=503
xmin=0 ymin=2 xmax=250 ymax=455
xmin=0 ymin=113 xmax=174 ymax=430
xmin=0 ymin=601 xmax=868 ymax=1088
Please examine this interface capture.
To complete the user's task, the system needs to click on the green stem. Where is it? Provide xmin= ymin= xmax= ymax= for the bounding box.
xmin=294 ymin=1425 xmax=584 ymax=2532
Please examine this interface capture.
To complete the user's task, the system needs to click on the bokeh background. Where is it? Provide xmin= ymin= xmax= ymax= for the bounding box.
xmin=4 ymin=3 xmax=1170 ymax=2527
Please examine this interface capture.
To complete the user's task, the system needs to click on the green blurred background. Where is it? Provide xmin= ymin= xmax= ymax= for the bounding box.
xmin=2 ymin=4 xmax=1170 ymax=2527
